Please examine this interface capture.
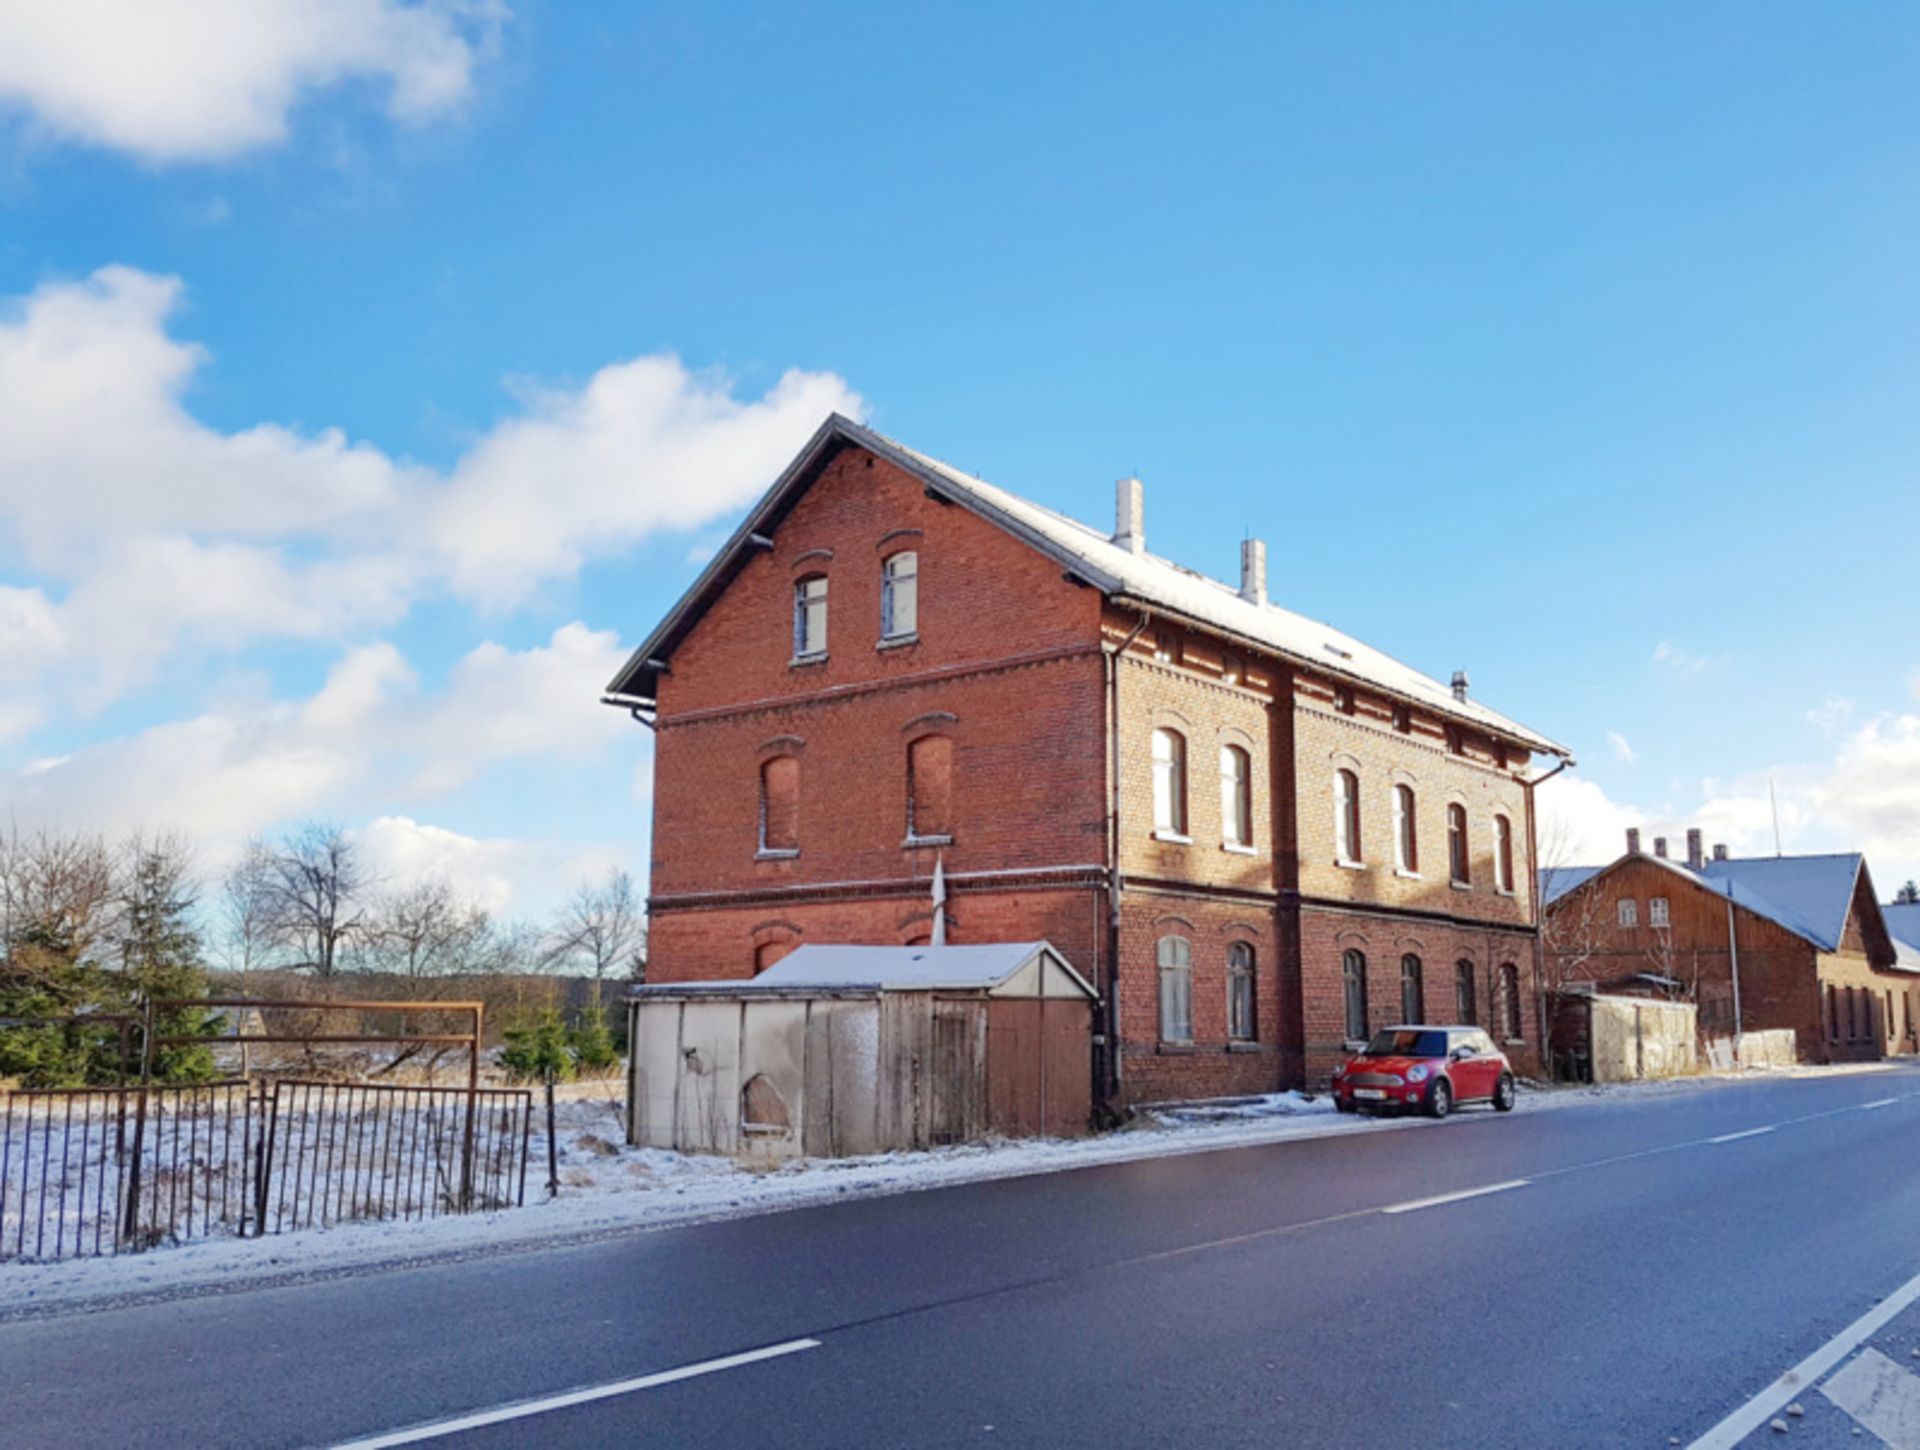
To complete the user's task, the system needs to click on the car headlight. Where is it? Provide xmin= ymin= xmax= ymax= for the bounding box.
xmin=1406 ymin=1065 xmax=1430 ymax=1084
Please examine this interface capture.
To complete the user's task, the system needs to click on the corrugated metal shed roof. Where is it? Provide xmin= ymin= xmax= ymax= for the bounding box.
xmin=748 ymin=942 xmax=1095 ymax=996
xmin=604 ymin=415 xmax=1569 ymax=757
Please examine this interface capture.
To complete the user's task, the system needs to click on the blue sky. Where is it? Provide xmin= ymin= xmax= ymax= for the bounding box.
xmin=3 ymin=1 xmax=1919 ymax=920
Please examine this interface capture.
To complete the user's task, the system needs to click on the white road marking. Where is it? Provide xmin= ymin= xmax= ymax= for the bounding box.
xmin=1857 ymin=1098 xmax=1900 ymax=1111
xmin=1707 ymin=1126 xmax=1775 ymax=1144
xmin=1687 ymin=1266 xmax=1920 ymax=1449
xmin=328 ymin=1338 xmax=822 ymax=1449
xmin=1821 ymin=1347 xmax=1920 ymax=1446
xmin=1379 ymin=1180 xmax=1529 ymax=1215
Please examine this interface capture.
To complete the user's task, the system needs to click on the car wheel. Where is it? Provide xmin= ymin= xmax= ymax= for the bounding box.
xmin=1427 ymin=1078 xmax=1453 ymax=1119
xmin=1335 ymin=1097 xmax=1356 ymax=1114
xmin=1493 ymin=1074 xmax=1516 ymax=1112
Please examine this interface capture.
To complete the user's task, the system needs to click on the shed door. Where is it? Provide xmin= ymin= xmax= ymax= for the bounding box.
xmin=928 ymin=999 xmax=985 ymax=1145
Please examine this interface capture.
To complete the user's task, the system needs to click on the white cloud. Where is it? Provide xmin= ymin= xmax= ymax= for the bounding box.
xmin=1807 ymin=696 xmax=1854 ymax=735
xmin=1652 ymin=640 xmax=1710 ymax=675
xmin=0 ymin=266 xmax=863 ymax=723
xmin=0 ymin=1 xmax=504 ymax=163
xmin=352 ymin=815 xmax=629 ymax=918
xmin=1606 ymin=730 xmax=1636 ymax=764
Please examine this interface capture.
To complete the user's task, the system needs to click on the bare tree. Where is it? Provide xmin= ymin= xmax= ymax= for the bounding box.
xmin=357 ymin=880 xmax=499 ymax=979
xmin=0 ymin=827 xmax=119 ymax=982
xmin=547 ymin=869 xmax=646 ymax=982
xmin=253 ymin=824 xmax=368 ymax=978
xmin=1535 ymin=813 xmax=1609 ymax=1079
xmin=218 ymin=839 xmax=278 ymax=984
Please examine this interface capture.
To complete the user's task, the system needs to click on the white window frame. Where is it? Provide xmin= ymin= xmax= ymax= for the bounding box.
xmin=1158 ymin=935 xmax=1193 ymax=1043
xmin=1493 ymin=814 xmax=1514 ymax=894
xmin=880 ymin=551 xmax=918 ymax=640
xmin=1334 ymin=769 xmax=1362 ymax=866
xmin=793 ymin=575 xmax=828 ymax=659
xmin=1220 ymin=745 xmax=1252 ymax=849
xmin=1617 ymin=898 xmax=1639 ymax=928
xmin=1227 ymin=942 xmax=1255 ymax=1042
xmin=1393 ymin=783 xmax=1418 ymax=875
xmin=1649 ymin=896 xmax=1670 ymax=927
xmin=1152 ymin=728 xmax=1189 ymax=840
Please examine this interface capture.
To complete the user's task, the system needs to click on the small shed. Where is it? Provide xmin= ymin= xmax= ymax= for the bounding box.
xmin=1549 ymin=991 xmax=1698 ymax=1083
xmin=626 ymin=942 xmax=1096 ymax=1160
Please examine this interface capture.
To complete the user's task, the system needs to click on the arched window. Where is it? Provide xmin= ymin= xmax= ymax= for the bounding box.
xmin=1494 ymin=814 xmax=1514 ymax=894
xmin=1334 ymin=769 xmax=1362 ymax=864
xmin=1400 ymin=954 xmax=1424 ymax=1024
xmin=881 ymin=551 xmax=918 ymax=639
xmin=1157 ymin=935 xmax=1193 ymax=1042
xmin=906 ymin=734 xmax=954 ymax=841
xmin=1393 ymin=784 xmax=1418 ymax=873
xmin=1342 ymin=949 xmax=1368 ymax=1042
xmin=1152 ymin=729 xmax=1188 ymax=836
xmin=759 ymin=756 xmax=800 ymax=853
xmin=793 ymin=574 xmax=828 ymax=658
xmin=1220 ymin=745 xmax=1252 ymax=848
xmin=1455 ymin=960 xmax=1477 ymax=1025
xmin=1227 ymin=942 xmax=1256 ymax=1042
xmin=1497 ymin=962 xmax=1522 ymax=1040
xmin=1448 ymin=803 xmax=1470 ymax=885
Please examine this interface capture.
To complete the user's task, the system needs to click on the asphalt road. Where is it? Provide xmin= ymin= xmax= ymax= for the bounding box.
xmin=8 ymin=1067 xmax=1920 ymax=1450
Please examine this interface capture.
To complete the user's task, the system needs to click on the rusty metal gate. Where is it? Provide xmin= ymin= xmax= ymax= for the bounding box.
xmin=1 ymin=1078 xmax=531 ymax=1264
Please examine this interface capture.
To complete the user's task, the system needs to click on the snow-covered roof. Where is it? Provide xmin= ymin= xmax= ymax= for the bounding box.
xmin=604 ymin=415 xmax=1569 ymax=757
xmin=1544 ymin=850 xmax=1910 ymax=969
xmin=1885 ymin=902 xmax=1920 ymax=951
xmin=748 ymin=941 xmax=1094 ymax=997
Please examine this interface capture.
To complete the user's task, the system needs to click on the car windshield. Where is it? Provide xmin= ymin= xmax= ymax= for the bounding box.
xmin=1364 ymin=1029 xmax=1450 ymax=1058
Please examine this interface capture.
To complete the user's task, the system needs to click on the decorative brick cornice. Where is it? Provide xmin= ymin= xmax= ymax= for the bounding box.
xmin=651 ymin=863 xmax=1108 ymax=914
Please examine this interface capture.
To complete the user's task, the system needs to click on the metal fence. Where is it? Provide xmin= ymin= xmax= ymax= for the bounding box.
xmin=1 ymin=1078 xmax=531 ymax=1264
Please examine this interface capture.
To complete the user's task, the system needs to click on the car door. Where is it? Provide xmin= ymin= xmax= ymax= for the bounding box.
xmin=1456 ymin=1032 xmax=1498 ymax=1100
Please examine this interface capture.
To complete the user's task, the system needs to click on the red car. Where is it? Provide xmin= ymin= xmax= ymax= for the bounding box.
xmin=1330 ymin=1025 xmax=1517 ymax=1118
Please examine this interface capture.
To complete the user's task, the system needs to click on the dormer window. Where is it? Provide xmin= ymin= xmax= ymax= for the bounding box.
xmin=793 ymin=574 xmax=828 ymax=659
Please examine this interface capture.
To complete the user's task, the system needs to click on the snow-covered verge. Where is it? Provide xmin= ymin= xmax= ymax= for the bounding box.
xmin=1 ymin=1061 xmax=1907 ymax=1318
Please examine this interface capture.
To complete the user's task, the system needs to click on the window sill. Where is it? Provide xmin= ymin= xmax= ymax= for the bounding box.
xmin=1156 ymin=1041 xmax=1199 ymax=1055
xmin=788 ymin=653 xmax=828 ymax=669
xmin=1394 ymin=868 xmax=1421 ymax=880
xmin=1335 ymin=858 xmax=1367 ymax=871
xmin=1495 ymin=887 xmax=1516 ymax=899
xmin=1226 ymin=1040 xmax=1263 ymax=1053
xmin=1152 ymin=830 xmax=1194 ymax=845
xmin=902 ymin=834 xmax=953 ymax=849
xmin=1502 ymin=1038 xmax=1525 ymax=1048
xmin=1343 ymin=1040 xmax=1369 ymax=1053
xmin=876 ymin=634 xmax=919 ymax=652
xmin=754 ymin=848 xmax=800 ymax=861
xmin=1450 ymin=880 xmax=1473 ymax=891
xmin=1221 ymin=842 xmax=1258 ymax=857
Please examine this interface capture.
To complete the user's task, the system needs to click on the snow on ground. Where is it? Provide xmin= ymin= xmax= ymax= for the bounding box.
xmin=0 ymin=1061 xmax=1907 ymax=1317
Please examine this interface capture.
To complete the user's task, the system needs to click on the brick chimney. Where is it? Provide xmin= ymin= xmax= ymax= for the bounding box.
xmin=1713 ymin=842 xmax=1728 ymax=862
xmin=1239 ymin=538 xmax=1267 ymax=605
xmin=1626 ymin=827 xmax=1642 ymax=856
xmin=1654 ymin=836 xmax=1668 ymax=859
xmin=1113 ymin=477 xmax=1145 ymax=555
xmin=1686 ymin=828 xmax=1704 ymax=871
xmin=1451 ymin=670 xmax=1470 ymax=702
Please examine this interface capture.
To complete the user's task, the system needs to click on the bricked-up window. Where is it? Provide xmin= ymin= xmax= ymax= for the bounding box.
xmin=1447 ymin=803 xmax=1469 ymax=885
xmin=880 ymin=551 xmax=918 ymax=639
xmin=1343 ymin=949 xmax=1368 ymax=1042
xmin=1455 ymin=960 xmax=1477 ymax=1024
xmin=1227 ymin=942 xmax=1256 ymax=1041
xmin=753 ymin=940 xmax=791 ymax=974
xmin=1494 ymin=814 xmax=1515 ymax=894
xmin=1220 ymin=745 xmax=1252 ymax=848
xmin=1617 ymin=898 xmax=1638 ymax=928
xmin=1334 ymin=769 xmax=1362 ymax=864
xmin=1400 ymin=955 xmax=1424 ymax=1024
xmin=1393 ymin=784 xmax=1418 ymax=873
xmin=1649 ymin=897 xmax=1670 ymax=927
xmin=906 ymin=734 xmax=953 ymax=841
xmin=1158 ymin=935 xmax=1193 ymax=1042
xmin=1497 ymin=963 xmax=1522 ymax=1040
xmin=793 ymin=574 xmax=828 ymax=658
xmin=1826 ymin=985 xmax=1838 ymax=1042
xmin=1152 ymin=729 xmax=1189 ymax=837
xmin=759 ymin=756 xmax=799 ymax=853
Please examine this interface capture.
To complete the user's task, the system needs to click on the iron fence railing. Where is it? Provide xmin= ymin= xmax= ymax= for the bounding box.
xmin=0 ymin=1078 xmax=531 ymax=1264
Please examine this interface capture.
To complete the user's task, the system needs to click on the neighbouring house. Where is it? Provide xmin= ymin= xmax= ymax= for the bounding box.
xmin=1887 ymin=901 xmax=1920 ymax=971
xmin=603 ymin=414 xmax=1571 ymax=1108
xmin=1541 ymin=829 xmax=1919 ymax=1069
xmin=626 ymin=941 xmax=1096 ymax=1158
